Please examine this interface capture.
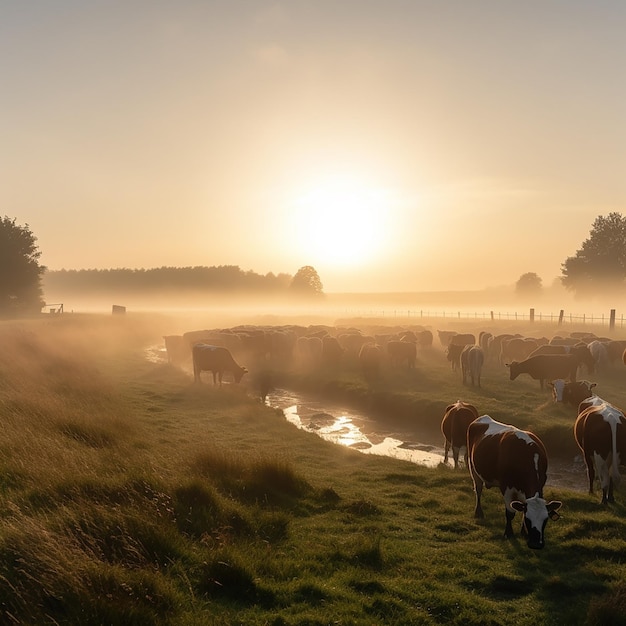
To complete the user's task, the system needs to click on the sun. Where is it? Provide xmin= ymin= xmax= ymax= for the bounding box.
xmin=288 ymin=174 xmax=392 ymax=268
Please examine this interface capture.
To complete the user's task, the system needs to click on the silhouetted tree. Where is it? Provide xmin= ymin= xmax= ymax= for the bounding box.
xmin=0 ymin=216 xmax=46 ymax=316
xmin=561 ymin=212 xmax=626 ymax=297
xmin=290 ymin=266 xmax=324 ymax=296
xmin=515 ymin=272 xmax=543 ymax=297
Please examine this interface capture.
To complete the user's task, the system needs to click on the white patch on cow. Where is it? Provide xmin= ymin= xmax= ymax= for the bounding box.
xmin=551 ymin=379 xmax=566 ymax=402
xmin=513 ymin=430 xmax=535 ymax=446
xmin=593 ymin=451 xmax=611 ymax=491
xmin=478 ymin=415 xmax=511 ymax=436
xmin=524 ymin=494 xmax=549 ymax=530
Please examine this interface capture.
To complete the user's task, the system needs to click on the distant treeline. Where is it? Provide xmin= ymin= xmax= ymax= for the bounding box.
xmin=43 ymin=266 xmax=294 ymax=294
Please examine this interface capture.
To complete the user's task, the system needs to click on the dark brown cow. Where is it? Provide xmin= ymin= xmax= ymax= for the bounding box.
xmin=574 ymin=401 xmax=626 ymax=504
xmin=441 ymin=400 xmax=479 ymax=468
xmin=387 ymin=340 xmax=416 ymax=368
xmin=450 ymin=333 xmax=476 ymax=347
xmin=467 ymin=415 xmax=561 ymax=548
xmin=192 ymin=343 xmax=248 ymax=386
xmin=446 ymin=343 xmax=465 ymax=371
xmin=528 ymin=343 xmax=595 ymax=376
xmin=506 ymin=354 xmax=582 ymax=390
xmin=359 ymin=343 xmax=382 ymax=382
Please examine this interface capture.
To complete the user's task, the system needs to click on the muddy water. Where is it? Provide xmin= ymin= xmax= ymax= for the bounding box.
xmin=267 ymin=387 xmax=588 ymax=493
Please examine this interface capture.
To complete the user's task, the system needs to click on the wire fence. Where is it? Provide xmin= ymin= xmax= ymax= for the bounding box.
xmin=336 ymin=308 xmax=626 ymax=330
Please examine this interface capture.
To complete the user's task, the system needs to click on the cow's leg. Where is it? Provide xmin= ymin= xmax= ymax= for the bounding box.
xmin=504 ymin=507 xmax=516 ymax=538
xmin=608 ymin=477 xmax=615 ymax=503
xmin=585 ymin=451 xmax=596 ymax=494
xmin=443 ymin=440 xmax=449 ymax=464
xmin=471 ymin=471 xmax=484 ymax=519
xmin=452 ymin=446 xmax=460 ymax=470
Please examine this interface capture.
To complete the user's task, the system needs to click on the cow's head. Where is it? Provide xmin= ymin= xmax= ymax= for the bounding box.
xmin=511 ymin=497 xmax=562 ymax=549
xmin=505 ymin=361 xmax=519 ymax=380
xmin=234 ymin=366 xmax=248 ymax=384
xmin=549 ymin=379 xmax=567 ymax=402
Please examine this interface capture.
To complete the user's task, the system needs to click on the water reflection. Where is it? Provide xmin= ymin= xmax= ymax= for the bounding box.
xmin=275 ymin=394 xmax=444 ymax=469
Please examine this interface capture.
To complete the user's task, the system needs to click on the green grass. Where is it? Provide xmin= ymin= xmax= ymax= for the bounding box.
xmin=0 ymin=313 xmax=626 ymax=624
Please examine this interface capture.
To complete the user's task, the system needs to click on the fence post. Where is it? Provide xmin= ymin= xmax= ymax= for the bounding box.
xmin=530 ymin=308 xmax=535 ymax=323
xmin=610 ymin=309 xmax=616 ymax=331
xmin=558 ymin=310 xmax=564 ymax=326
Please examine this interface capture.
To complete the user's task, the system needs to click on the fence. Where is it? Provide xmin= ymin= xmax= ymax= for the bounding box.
xmin=337 ymin=308 xmax=626 ymax=330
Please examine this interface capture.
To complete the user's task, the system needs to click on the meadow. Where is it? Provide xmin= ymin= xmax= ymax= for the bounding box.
xmin=1 ymin=311 xmax=626 ymax=625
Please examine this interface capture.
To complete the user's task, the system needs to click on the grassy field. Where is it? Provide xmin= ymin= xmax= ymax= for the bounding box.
xmin=1 ymin=312 xmax=626 ymax=625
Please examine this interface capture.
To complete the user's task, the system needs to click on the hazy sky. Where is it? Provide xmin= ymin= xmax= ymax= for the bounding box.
xmin=2 ymin=1 xmax=625 ymax=292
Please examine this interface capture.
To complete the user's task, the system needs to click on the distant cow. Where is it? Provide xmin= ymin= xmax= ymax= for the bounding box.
xmin=467 ymin=415 xmax=562 ymax=549
xmin=507 ymin=354 xmax=582 ymax=390
xmin=192 ymin=344 xmax=248 ymax=386
xmin=461 ymin=345 xmax=484 ymax=387
xmin=549 ymin=379 xmax=596 ymax=406
xmin=437 ymin=330 xmax=457 ymax=348
xmin=574 ymin=401 xmax=626 ymax=504
xmin=441 ymin=400 xmax=479 ymax=468
xmin=450 ymin=333 xmax=476 ymax=348
xmin=446 ymin=343 xmax=465 ymax=372
xmin=387 ymin=340 xmax=417 ymax=368
xmin=359 ymin=343 xmax=382 ymax=382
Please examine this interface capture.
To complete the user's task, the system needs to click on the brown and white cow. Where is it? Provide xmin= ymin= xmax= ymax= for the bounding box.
xmin=467 ymin=415 xmax=562 ymax=549
xmin=441 ymin=400 xmax=479 ymax=468
xmin=192 ymin=343 xmax=248 ymax=386
xmin=574 ymin=401 xmax=626 ymax=504
xmin=549 ymin=379 xmax=597 ymax=406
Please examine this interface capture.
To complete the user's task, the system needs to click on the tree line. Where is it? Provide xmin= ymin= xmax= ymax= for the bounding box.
xmin=1 ymin=212 xmax=626 ymax=317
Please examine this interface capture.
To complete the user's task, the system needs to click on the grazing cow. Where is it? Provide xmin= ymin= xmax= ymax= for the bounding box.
xmin=416 ymin=329 xmax=434 ymax=348
xmin=359 ymin=343 xmax=382 ymax=383
xmin=192 ymin=344 xmax=248 ymax=386
xmin=461 ymin=345 xmax=484 ymax=387
xmin=587 ymin=340 xmax=610 ymax=372
xmin=387 ymin=340 xmax=417 ymax=368
xmin=450 ymin=333 xmax=476 ymax=348
xmin=467 ymin=415 xmax=562 ymax=548
xmin=437 ymin=330 xmax=457 ymax=348
xmin=574 ymin=401 xmax=626 ymax=504
xmin=446 ymin=343 xmax=465 ymax=372
xmin=321 ymin=336 xmax=344 ymax=367
xmin=606 ymin=340 xmax=626 ymax=364
xmin=507 ymin=354 xmax=583 ymax=390
xmin=528 ymin=343 xmax=595 ymax=376
xmin=549 ymin=379 xmax=596 ymax=406
xmin=441 ymin=400 xmax=479 ymax=468
xmin=500 ymin=337 xmax=538 ymax=364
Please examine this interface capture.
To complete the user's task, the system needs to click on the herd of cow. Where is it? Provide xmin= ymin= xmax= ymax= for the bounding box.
xmin=162 ymin=322 xmax=626 ymax=550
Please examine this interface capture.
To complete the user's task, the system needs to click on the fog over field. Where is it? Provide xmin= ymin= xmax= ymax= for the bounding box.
xmin=43 ymin=287 xmax=626 ymax=337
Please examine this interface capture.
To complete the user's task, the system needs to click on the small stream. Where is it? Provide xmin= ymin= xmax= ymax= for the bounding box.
xmin=147 ymin=343 xmax=587 ymax=493
xmin=267 ymin=387 xmax=588 ymax=493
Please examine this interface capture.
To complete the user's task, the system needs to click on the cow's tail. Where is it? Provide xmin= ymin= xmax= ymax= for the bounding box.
xmin=611 ymin=419 xmax=621 ymax=487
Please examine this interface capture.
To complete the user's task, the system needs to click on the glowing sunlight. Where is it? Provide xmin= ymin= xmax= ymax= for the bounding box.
xmin=288 ymin=174 xmax=393 ymax=268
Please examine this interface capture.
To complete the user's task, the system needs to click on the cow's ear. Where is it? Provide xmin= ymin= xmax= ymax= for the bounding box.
xmin=590 ymin=383 xmax=597 ymax=389
xmin=547 ymin=501 xmax=562 ymax=520
xmin=510 ymin=501 xmax=525 ymax=512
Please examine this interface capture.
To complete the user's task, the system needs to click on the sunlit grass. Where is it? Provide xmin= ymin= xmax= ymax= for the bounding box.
xmin=0 ymin=314 xmax=625 ymax=624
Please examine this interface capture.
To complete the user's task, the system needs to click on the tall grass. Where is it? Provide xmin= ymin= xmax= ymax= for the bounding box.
xmin=0 ymin=313 xmax=625 ymax=624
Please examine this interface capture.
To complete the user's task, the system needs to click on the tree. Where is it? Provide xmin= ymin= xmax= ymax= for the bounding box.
xmin=560 ymin=212 xmax=626 ymax=297
xmin=0 ymin=216 xmax=46 ymax=316
xmin=515 ymin=272 xmax=543 ymax=297
xmin=289 ymin=265 xmax=324 ymax=296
